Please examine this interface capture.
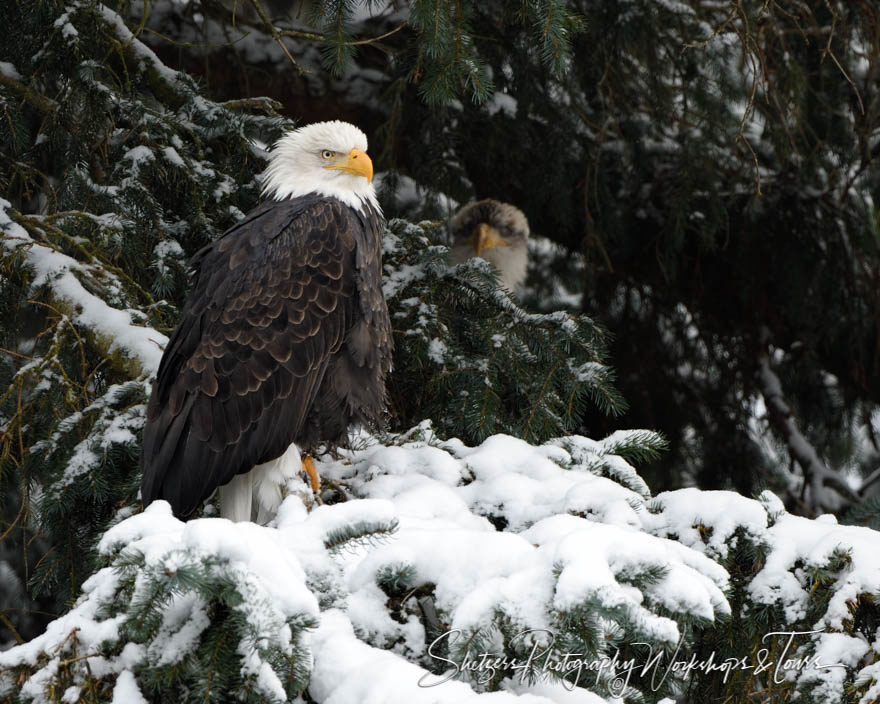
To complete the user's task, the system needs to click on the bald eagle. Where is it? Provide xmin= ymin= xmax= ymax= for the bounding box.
xmin=140 ymin=121 xmax=391 ymax=522
xmin=450 ymin=199 xmax=530 ymax=292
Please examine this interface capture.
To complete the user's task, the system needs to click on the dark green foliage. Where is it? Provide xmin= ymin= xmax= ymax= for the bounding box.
xmin=843 ymin=495 xmax=880 ymax=530
xmin=434 ymin=0 xmax=880 ymax=516
xmin=680 ymin=526 xmax=773 ymax=703
xmin=0 ymin=0 xmax=282 ymax=644
xmin=4 ymin=3 xmax=877 ymax=704
xmin=383 ymin=219 xmax=626 ymax=445
xmin=139 ymin=0 xmax=880 ymax=516
xmin=113 ymin=552 xmax=315 ymax=703
xmin=158 ymin=0 xmax=880 ymax=517
xmin=678 ymin=520 xmax=868 ymax=704
xmin=591 ymin=430 xmax=668 ymax=467
xmin=0 ymin=543 xmax=318 ymax=704
xmin=308 ymin=0 xmax=583 ymax=106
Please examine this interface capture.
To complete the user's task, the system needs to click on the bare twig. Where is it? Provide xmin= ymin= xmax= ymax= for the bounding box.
xmin=0 ymin=611 xmax=24 ymax=646
xmin=348 ymin=21 xmax=407 ymax=46
xmin=247 ymin=0 xmax=307 ymax=75
xmin=820 ymin=0 xmax=865 ymax=115
xmin=142 ymin=25 xmax=253 ymax=50
xmin=682 ymin=1 xmax=769 ymax=195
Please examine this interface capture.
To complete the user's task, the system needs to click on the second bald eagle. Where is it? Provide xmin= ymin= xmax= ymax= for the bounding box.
xmin=450 ymin=199 xmax=530 ymax=292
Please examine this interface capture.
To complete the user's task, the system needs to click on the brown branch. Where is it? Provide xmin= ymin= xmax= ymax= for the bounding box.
xmin=219 ymin=97 xmax=282 ymax=113
xmin=0 ymin=72 xmax=58 ymax=113
xmin=820 ymin=0 xmax=865 ymax=116
xmin=0 ymin=611 xmax=24 ymax=646
xmin=278 ymin=28 xmax=326 ymax=42
xmin=142 ymin=25 xmax=253 ymax=50
xmin=348 ymin=21 xmax=407 ymax=46
xmin=248 ymin=0 xmax=307 ymax=75
xmin=682 ymin=1 xmax=768 ymax=195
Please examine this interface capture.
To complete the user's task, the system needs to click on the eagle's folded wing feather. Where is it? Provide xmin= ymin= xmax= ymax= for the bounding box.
xmin=141 ymin=198 xmax=359 ymax=517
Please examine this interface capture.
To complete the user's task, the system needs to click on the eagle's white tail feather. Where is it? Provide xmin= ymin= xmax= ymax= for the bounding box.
xmin=253 ymin=443 xmax=303 ymax=524
xmin=220 ymin=443 xmax=303 ymax=524
xmin=218 ymin=471 xmax=253 ymax=522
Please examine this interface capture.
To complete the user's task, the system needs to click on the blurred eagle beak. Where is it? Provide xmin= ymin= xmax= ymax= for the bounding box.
xmin=325 ymin=148 xmax=374 ymax=183
xmin=473 ymin=222 xmax=508 ymax=256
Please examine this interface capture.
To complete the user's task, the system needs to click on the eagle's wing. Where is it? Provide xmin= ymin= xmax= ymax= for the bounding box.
xmin=140 ymin=197 xmax=360 ymax=517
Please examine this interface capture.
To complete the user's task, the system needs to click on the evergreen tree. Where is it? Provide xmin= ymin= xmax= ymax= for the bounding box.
xmin=3 ymin=426 xmax=880 ymax=704
xmin=2 ymin=3 xmax=880 ymax=704
xmin=0 ymin=0 xmax=628 ymax=657
xmin=382 ymin=219 xmax=627 ymax=445
xmin=135 ymin=0 xmax=880 ymax=518
xmin=0 ymin=0 xmax=284 ymax=647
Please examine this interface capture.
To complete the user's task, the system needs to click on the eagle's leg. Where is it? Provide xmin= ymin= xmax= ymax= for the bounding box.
xmin=302 ymin=455 xmax=321 ymax=492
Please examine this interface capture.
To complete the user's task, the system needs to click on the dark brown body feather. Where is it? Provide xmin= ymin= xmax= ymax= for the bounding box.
xmin=140 ymin=194 xmax=390 ymax=517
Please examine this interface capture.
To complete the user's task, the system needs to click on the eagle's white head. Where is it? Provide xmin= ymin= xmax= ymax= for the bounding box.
xmin=261 ymin=120 xmax=379 ymax=211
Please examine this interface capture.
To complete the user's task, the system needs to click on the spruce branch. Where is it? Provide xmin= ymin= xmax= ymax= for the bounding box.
xmin=600 ymin=429 xmax=669 ymax=465
xmin=323 ymin=518 xmax=400 ymax=555
xmin=11 ymin=209 xmax=160 ymax=312
xmin=0 ymin=72 xmax=58 ymax=114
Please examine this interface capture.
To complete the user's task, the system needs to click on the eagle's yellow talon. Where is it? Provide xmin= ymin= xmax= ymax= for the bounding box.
xmin=303 ymin=455 xmax=321 ymax=493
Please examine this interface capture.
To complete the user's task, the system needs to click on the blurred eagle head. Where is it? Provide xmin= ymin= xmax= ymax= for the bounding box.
xmin=450 ymin=199 xmax=530 ymax=292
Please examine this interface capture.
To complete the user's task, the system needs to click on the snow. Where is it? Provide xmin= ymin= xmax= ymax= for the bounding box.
xmin=152 ymin=238 xmax=184 ymax=276
xmin=0 ymin=60 xmax=22 ymax=80
xmin=794 ymin=632 xmax=870 ymax=703
xmin=60 ymin=687 xmax=81 ymax=703
xmin=122 ymin=145 xmax=155 ymax=167
xmin=503 ymin=680 xmax=613 ymax=703
xmin=161 ymin=145 xmax=185 ymax=166
xmin=52 ymin=9 xmax=79 ymax=41
xmin=311 ymin=610 xmax=510 ymax=703
xmin=5 ymin=427 xmax=880 ymax=702
xmin=149 ymin=592 xmax=210 ymax=666
xmin=0 ymin=198 xmax=168 ymax=377
xmin=642 ymin=486 xmax=880 ymax=702
xmin=487 ymin=92 xmax=518 ymax=117
xmin=111 ymin=670 xmax=148 ymax=704
xmin=642 ymin=488 xmax=770 ymax=559
xmin=383 ymin=262 xmax=427 ymax=299
xmin=103 ymin=503 xmax=320 ymax=621
xmin=285 ymin=431 xmax=731 ymax=698
xmin=450 ymin=435 xmax=646 ymax=531
xmin=428 ymin=337 xmax=448 ymax=363
xmin=750 ymin=512 xmax=880 ymax=630
xmin=98 ymin=4 xmax=181 ymax=85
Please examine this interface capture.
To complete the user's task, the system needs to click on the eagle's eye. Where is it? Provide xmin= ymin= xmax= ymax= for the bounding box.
xmin=321 ymin=150 xmax=335 ymax=160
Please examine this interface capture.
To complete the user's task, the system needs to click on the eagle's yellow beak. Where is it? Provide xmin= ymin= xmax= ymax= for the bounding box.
xmin=325 ymin=148 xmax=374 ymax=183
xmin=473 ymin=222 xmax=508 ymax=257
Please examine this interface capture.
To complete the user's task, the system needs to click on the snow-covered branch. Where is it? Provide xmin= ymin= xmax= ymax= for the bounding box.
xmin=758 ymin=347 xmax=860 ymax=512
xmin=4 ymin=427 xmax=880 ymax=703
